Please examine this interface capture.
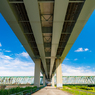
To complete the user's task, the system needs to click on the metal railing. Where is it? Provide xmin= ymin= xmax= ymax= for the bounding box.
xmin=0 ymin=76 xmax=95 ymax=85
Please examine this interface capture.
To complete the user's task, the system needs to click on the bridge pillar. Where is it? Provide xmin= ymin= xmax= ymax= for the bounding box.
xmin=34 ymin=59 xmax=41 ymax=87
xmin=43 ymin=74 xmax=45 ymax=86
xmin=52 ymin=74 xmax=54 ymax=87
xmin=56 ymin=59 xmax=62 ymax=88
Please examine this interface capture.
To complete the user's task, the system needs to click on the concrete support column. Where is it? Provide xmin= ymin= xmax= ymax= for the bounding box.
xmin=56 ymin=59 xmax=62 ymax=87
xmin=34 ymin=59 xmax=41 ymax=87
xmin=43 ymin=74 xmax=45 ymax=86
xmin=52 ymin=74 xmax=54 ymax=87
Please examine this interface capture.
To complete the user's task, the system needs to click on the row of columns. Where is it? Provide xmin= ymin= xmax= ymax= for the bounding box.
xmin=34 ymin=59 xmax=62 ymax=87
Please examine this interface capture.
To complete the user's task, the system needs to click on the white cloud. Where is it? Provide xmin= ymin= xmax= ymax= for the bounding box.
xmin=74 ymin=58 xmax=78 ymax=61
xmin=0 ymin=49 xmax=11 ymax=52
xmin=0 ymin=67 xmax=7 ymax=70
xmin=0 ymin=43 xmax=2 ymax=47
xmin=0 ymin=51 xmax=94 ymax=76
xmin=4 ymin=55 xmax=13 ymax=59
xmin=93 ymin=68 xmax=95 ymax=70
xmin=64 ymin=58 xmax=69 ymax=60
xmin=75 ymin=48 xmax=84 ymax=52
xmin=75 ymin=48 xmax=89 ymax=52
xmin=21 ymin=52 xmax=29 ymax=58
xmin=87 ymin=66 xmax=90 ymax=68
xmin=16 ymin=52 xmax=29 ymax=58
xmin=0 ymin=52 xmax=13 ymax=60
xmin=0 ymin=71 xmax=34 ymax=76
xmin=0 ymin=52 xmax=35 ymax=76
xmin=62 ymin=64 xmax=95 ymax=76
xmin=5 ymin=50 xmax=11 ymax=52
xmin=84 ymin=48 xmax=89 ymax=51
xmin=0 ymin=66 xmax=12 ymax=70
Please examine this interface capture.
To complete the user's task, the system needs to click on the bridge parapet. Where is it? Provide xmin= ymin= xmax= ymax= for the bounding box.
xmin=0 ymin=76 xmax=95 ymax=85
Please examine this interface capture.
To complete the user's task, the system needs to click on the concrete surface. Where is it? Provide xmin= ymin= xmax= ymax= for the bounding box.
xmin=32 ymin=86 xmax=72 ymax=95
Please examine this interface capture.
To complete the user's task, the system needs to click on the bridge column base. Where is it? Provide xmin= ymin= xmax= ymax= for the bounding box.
xmin=52 ymin=74 xmax=54 ymax=87
xmin=56 ymin=59 xmax=62 ymax=88
xmin=34 ymin=59 xmax=41 ymax=87
xmin=43 ymin=74 xmax=45 ymax=86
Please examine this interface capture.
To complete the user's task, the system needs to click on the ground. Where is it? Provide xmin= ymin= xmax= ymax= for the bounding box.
xmin=32 ymin=86 xmax=72 ymax=95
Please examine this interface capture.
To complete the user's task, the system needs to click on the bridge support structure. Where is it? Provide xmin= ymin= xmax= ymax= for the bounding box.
xmin=34 ymin=59 xmax=41 ymax=87
xmin=56 ymin=59 xmax=62 ymax=88
xmin=43 ymin=74 xmax=45 ymax=86
xmin=52 ymin=74 xmax=54 ymax=87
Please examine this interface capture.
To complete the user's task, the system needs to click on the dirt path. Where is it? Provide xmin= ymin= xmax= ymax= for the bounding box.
xmin=32 ymin=86 xmax=72 ymax=95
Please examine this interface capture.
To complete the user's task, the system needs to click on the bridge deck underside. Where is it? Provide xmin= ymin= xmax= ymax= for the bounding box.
xmin=1 ymin=0 xmax=95 ymax=79
xmin=8 ymin=0 xmax=85 ymax=78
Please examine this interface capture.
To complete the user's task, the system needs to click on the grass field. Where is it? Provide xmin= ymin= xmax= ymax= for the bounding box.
xmin=61 ymin=85 xmax=95 ymax=95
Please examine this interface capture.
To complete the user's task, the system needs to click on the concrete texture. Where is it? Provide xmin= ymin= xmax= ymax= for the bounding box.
xmin=32 ymin=86 xmax=72 ymax=95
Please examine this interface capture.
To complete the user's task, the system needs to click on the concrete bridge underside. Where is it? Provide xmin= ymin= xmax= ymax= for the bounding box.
xmin=0 ymin=0 xmax=95 ymax=87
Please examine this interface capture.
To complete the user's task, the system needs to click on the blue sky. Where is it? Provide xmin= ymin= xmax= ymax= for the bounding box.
xmin=0 ymin=10 xmax=95 ymax=76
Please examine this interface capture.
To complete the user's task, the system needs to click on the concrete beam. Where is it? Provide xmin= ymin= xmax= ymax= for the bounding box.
xmin=38 ymin=1 xmax=54 ymax=3
xmin=0 ymin=0 xmax=35 ymax=61
xmin=9 ymin=1 xmax=23 ymax=3
xmin=24 ymin=0 xmax=47 ymax=75
xmin=50 ymin=0 xmax=69 ymax=77
xmin=60 ymin=0 xmax=95 ymax=62
xmin=69 ymin=1 xmax=84 ymax=3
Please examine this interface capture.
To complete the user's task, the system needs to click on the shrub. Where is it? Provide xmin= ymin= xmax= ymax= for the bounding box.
xmin=0 ymin=86 xmax=42 ymax=95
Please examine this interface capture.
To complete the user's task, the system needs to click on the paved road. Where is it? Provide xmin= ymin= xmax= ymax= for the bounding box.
xmin=32 ymin=86 xmax=72 ymax=95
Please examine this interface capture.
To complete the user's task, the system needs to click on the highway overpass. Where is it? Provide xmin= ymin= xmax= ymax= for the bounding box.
xmin=0 ymin=0 xmax=95 ymax=87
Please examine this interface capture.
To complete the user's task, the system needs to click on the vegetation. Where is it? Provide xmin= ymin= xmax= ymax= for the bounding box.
xmin=0 ymin=86 xmax=44 ymax=95
xmin=61 ymin=85 xmax=95 ymax=95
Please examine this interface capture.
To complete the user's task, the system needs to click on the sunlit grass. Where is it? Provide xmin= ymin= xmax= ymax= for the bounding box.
xmin=61 ymin=85 xmax=95 ymax=95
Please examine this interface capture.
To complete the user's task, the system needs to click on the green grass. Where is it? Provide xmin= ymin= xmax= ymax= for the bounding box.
xmin=61 ymin=85 xmax=95 ymax=95
xmin=0 ymin=86 xmax=45 ymax=95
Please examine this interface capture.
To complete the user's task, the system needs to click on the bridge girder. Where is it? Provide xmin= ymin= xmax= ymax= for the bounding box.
xmin=0 ymin=0 xmax=95 ymax=79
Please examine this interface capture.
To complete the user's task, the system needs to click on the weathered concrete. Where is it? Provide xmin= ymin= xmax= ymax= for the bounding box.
xmin=52 ymin=74 xmax=54 ymax=87
xmin=34 ymin=59 xmax=41 ymax=87
xmin=56 ymin=59 xmax=62 ymax=87
xmin=43 ymin=74 xmax=45 ymax=86
xmin=32 ymin=86 xmax=72 ymax=95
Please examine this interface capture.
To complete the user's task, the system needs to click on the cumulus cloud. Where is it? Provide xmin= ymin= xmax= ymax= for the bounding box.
xmin=84 ymin=48 xmax=89 ymax=51
xmin=62 ymin=64 xmax=95 ymax=76
xmin=75 ymin=48 xmax=89 ymax=52
xmin=64 ymin=58 xmax=69 ymax=60
xmin=0 ymin=52 xmax=35 ymax=76
xmin=16 ymin=52 xmax=29 ymax=58
xmin=74 ymin=58 xmax=78 ymax=61
xmin=0 ymin=43 xmax=2 ymax=47
xmin=5 ymin=50 xmax=11 ymax=52
xmin=21 ymin=52 xmax=29 ymax=58
xmin=0 ymin=52 xmax=13 ymax=60
xmin=87 ymin=66 xmax=90 ymax=68
xmin=0 ymin=51 xmax=94 ymax=76
xmin=0 ymin=71 xmax=34 ymax=76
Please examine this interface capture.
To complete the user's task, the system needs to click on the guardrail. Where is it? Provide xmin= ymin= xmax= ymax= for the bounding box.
xmin=1 ymin=76 xmax=95 ymax=85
